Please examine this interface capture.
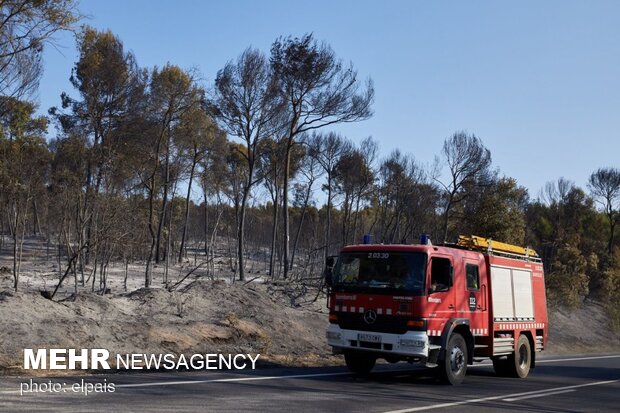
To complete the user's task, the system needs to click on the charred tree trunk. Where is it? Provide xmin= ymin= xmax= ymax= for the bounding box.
xmin=282 ymin=144 xmax=292 ymax=279
xmin=291 ymin=179 xmax=313 ymax=269
xmin=156 ymin=143 xmax=171 ymax=264
xmin=237 ymin=190 xmax=249 ymax=282
xmin=324 ymin=176 xmax=333 ymax=264
xmin=179 ymin=154 xmax=197 ymax=263
xmin=269 ymin=190 xmax=279 ymax=279
xmin=203 ymin=190 xmax=209 ymax=256
xmin=32 ymin=199 xmax=41 ymax=236
xmin=11 ymin=203 xmax=18 ymax=291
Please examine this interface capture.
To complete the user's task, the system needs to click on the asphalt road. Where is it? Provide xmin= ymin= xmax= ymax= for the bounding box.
xmin=1 ymin=353 xmax=619 ymax=412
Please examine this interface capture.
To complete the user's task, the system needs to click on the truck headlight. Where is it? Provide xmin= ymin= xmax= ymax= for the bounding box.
xmin=327 ymin=331 xmax=342 ymax=341
xmin=399 ymin=338 xmax=425 ymax=348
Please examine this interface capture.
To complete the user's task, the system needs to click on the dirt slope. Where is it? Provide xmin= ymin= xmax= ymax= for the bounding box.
xmin=0 ymin=280 xmax=337 ymax=374
xmin=547 ymin=299 xmax=620 ymax=354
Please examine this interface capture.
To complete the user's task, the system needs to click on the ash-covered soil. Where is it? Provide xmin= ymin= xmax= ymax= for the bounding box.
xmin=0 ymin=279 xmax=338 ymax=374
xmin=1 ymin=238 xmax=618 ymax=376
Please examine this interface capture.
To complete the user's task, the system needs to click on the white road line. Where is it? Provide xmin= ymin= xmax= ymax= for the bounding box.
xmin=74 ymin=354 xmax=620 ymax=389
xmin=0 ymin=371 xmax=353 ymax=393
xmin=534 ymin=354 xmax=620 ymax=364
xmin=117 ymin=355 xmax=620 ymax=388
xmin=3 ymin=354 xmax=619 ymax=393
xmin=502 ymin=389 xmax=575 ymax=402
xmin=116 ymin=371 xmax=352 ymax=388
xmin=474 ymin=354 xmax=620 ymax=368
xmin=381 ymin=379 xmax=620 ymax=413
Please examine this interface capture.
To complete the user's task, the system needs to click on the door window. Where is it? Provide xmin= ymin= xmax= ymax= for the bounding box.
xmin=466 ymin=264 xmax=480 ymax=291
xmin=430 ymin=257 xmax=452 ymax=293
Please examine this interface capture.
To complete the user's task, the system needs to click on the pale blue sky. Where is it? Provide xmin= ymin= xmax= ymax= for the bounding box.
xmin=38 ymin=0 xmax=620 ymax=198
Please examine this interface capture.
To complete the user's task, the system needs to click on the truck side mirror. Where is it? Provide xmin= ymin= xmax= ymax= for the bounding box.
xmin=326 ymin=256 xmax=335 ymax=267
xmin=325 ymin=269 xmax=333 ymax=286
xmin=324 ymin=256 xmax=336 ymax=286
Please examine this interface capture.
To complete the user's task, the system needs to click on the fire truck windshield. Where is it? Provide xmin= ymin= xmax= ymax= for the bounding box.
xmin=332 ymin=252 xmax=427 ymax=294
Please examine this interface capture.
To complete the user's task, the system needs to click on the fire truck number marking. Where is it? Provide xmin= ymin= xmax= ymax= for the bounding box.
xmin=469 ymin=293 xmax=477 ymax=311
xmin=368 ymin=252 xmax=389 ymax=259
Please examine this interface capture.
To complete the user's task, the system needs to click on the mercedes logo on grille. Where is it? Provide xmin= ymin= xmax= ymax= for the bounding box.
xmin=363 ymin=309 xmax=377 ymax=324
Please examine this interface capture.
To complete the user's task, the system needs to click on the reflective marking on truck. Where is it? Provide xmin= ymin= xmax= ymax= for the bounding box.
xmin=332 ymin=305 xmax=400 ymax=316
xmin=497 ymin=322 xmax=545 ymax=330
xmin=426 ymin=328 xmax=491 ymax=337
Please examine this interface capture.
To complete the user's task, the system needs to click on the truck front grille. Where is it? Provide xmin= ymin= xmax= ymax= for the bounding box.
xmin=337 ymin=313 xmax=411 ymax=334
xmin=350 ymin=341 xmax=394 ymax=351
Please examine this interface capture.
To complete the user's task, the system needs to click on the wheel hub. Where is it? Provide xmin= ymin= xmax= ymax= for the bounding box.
xmin=518 ymin=345 xmax=528 ymax=368
xmin=450 ymin=346 xmax=464 ymax=372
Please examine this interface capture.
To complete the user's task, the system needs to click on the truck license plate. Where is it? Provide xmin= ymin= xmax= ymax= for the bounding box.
xmin=358 ymin=333 xmax=381 ymax=343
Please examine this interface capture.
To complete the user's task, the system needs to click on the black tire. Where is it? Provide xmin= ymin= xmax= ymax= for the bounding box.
xmin=507 ymin=335 xmax=531 ymax=378
xmin=344 ymin=351 xmax=376 ymax=374
xmin=438 ymin=333 xmax=468 ymax=385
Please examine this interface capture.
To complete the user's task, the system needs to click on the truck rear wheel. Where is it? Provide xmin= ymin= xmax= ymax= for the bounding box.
xmin=508 ymin=335 xmax=531 ymax=378
xmin=493 ymin=335 xmax=531 ymax=378
xmin=438 ymin=333 xmax=467 ymax=385
xmin=344 ymin=351 xmax=376 ymax=374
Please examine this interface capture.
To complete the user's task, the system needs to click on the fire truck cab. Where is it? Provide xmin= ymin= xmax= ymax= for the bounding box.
xmin=325 ymin=235 xmax=548 ymax=385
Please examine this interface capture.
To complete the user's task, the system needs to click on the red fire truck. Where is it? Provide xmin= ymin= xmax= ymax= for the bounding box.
xmin=325 ymin=235 xmax=548 ymax=385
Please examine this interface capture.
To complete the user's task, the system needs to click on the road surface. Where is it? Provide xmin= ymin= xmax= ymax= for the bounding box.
xmin=1 ymin=353 xmax=618 ymax=412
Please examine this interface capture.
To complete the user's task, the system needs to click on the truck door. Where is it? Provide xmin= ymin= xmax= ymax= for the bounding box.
xmin=426 ymin=256 xmax=456 ymax=333
xmin=462 ymin=257 xmax=489 ymax=337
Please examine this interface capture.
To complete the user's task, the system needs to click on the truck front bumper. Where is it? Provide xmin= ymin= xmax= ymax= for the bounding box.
xmin=326 ymin=324 xmax=430 ymax=359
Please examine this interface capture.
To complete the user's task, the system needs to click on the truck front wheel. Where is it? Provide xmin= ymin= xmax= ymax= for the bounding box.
xmin=438 ymin=333 xmax=468 ymax=385
xmin=344 ymin=351 xmax=376 ymax=374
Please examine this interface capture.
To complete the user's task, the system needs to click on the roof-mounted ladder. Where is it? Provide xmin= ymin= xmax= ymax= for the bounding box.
xmin=456 ymin=235 xmax=540 ymax=261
